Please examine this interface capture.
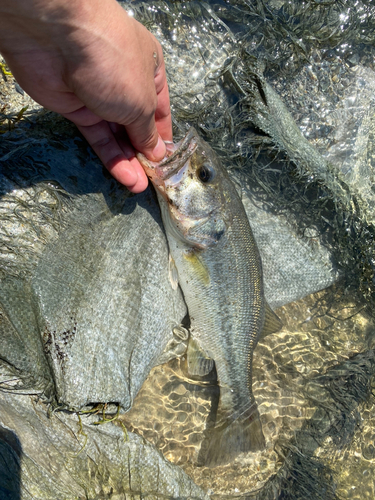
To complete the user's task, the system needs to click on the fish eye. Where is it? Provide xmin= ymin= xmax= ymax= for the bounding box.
xmin=197 ymin=163 xmax=215 ymax=183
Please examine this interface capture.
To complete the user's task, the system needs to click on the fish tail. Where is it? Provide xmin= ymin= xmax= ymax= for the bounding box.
xmin=199 ymin=403 xmax=265 ymax=467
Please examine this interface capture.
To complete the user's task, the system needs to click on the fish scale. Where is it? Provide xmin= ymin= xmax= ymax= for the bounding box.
xmin=182 ymin=216 xmax=264 ymax=412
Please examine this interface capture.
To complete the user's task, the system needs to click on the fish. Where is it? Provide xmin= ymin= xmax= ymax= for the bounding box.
xmin=137 ymin=127 xmax=281 ymax=467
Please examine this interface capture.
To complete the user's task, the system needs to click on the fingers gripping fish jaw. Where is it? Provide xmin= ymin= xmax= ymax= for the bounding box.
xmin=138 ymin=130 xmax=230 ymax=250
xmin=136 ymin=132 xmax=197 ymax=187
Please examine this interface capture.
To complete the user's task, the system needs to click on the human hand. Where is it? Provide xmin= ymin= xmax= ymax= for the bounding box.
xmin=0 ymin=0 xmax=171 ymax=193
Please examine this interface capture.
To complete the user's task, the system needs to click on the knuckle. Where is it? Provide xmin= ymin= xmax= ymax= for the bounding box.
xmin=128 ymin=96 xmax=157 ymax=126
xmin=90 ymin=135 xmax=113 ymax=150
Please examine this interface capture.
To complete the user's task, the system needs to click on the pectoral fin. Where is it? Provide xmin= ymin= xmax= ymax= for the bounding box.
xmin=259 ymin=302 xmax=282 ymax=339
xmin=183 ymin=250 xmax=210 ymax=285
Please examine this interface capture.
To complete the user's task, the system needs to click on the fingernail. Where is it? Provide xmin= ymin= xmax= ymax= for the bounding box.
xmin=151 ymin=135 xmax=166 ymax=161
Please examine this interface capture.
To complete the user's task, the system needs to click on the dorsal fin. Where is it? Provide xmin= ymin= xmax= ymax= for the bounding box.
xmin=259 ymin=302 xmax=282 ymax=340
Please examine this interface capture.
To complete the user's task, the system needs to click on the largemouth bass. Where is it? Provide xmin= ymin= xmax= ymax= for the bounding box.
xmin=137 ymin=128 xmax=281 ymax=467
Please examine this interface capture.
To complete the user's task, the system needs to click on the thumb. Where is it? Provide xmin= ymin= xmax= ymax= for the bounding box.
xmin=126 ymin=113 xmax=166 ymax=162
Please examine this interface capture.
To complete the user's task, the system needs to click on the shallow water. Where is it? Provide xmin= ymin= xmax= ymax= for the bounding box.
xmin=121 ymin=284 xmax=375 ymax=497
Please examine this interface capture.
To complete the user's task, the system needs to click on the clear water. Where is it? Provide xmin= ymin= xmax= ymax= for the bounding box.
xmin=121 ymin=285 xmax=375 ymax=497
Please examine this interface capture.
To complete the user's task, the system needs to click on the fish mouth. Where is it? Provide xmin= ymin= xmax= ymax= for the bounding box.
xmin=136 ymin=128 xmax=198 ymax=190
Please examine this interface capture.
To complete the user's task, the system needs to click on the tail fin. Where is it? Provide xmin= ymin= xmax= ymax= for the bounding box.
xmin=199 ymin=404 xmax=265 ymax=467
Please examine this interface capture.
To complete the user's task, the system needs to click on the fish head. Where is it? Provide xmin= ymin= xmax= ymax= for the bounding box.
xmin=137 ymin=128 xmax=235 ymax=249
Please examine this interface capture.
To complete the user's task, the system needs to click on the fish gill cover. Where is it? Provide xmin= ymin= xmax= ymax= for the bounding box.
xmin=0 ymin=0 xmax=375 ymax=498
